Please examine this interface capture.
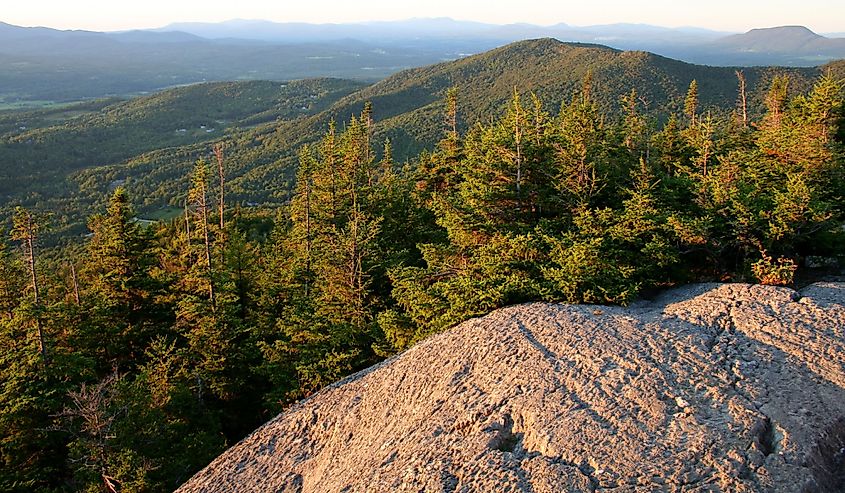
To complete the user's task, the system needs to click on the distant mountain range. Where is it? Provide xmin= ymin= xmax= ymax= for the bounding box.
xmin=715 ymin=25 xmax=845 ymax=51
xmin=0 ymin=21 xmax=456 ymax=102
xmin=698 ymin=26 xmax=845 ymax=65
xmin=156 ymin=19 xmax=845 ymax=66
xmin=0 ymin=19 xmax=843 ymax=103
xmin=157 ymin=18 xmax=726 ymax=47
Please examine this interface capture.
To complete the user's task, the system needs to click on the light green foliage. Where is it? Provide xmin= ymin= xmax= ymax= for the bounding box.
xmin=751 ymin=252 xmax=798 ymax=286
xmin=684 ymin=79 xmax=699 ymax=124
xmin=700 ymin=75 xmax=844 ymax=266
xmin=552 ymin=90 xmax=614 ymax=208
xmin=544 ymin=163 xmax=679 ymax=304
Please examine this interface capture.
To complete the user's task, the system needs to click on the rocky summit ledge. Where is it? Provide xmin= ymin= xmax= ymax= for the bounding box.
xmin=177 ymin=282 xmax=845 ymax=492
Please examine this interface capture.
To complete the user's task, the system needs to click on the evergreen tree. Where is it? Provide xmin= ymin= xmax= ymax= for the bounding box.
xmin=620 ymin=89 xmax=651 ymax=163
xmin=83 ymin=188 xmax=160 ymax=366
xmin=455 ymin=90 xmax=553 ymax=236
xmin=684 ymin=79 xmax=699 ymax=126
xmin=552 ymin=86 xmax=615 ymax=210
xmin=416 ymin=88 xmax=465 ymax=203
xmin=0 ymin=68 xmax=843 ymax=493
xmin=261 ymin=109 xmax=390 ymax=399
xmin=10 ymin=206 xmax=47 ymax=360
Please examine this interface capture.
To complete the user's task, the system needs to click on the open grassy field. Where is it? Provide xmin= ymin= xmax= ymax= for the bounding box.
xmin=138 ymin=206 xmax=184 ymax=222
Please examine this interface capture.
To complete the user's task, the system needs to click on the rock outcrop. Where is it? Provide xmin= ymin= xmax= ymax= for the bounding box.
xmin=177 ymin=283 xmax=845 ymax=492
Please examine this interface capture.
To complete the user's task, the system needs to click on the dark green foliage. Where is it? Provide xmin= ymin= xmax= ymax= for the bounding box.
xmin=0 ymin=68 xmax=842 ymax=492
xmin=257 ymin=112 xmax=401 ymax=401
xmin=81 ymin=189 xmax=164 ymax=369
xmin=389 ymin=73 xmax=844 ymax=341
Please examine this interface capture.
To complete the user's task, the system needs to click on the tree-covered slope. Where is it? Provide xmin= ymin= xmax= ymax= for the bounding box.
xmin=3 ymin=39 xmax=840 ymax=237
xmin=2 ymin=78 xmax=363 ymax=177
xmin=326 ymin=38 xmax=826 ymax=157
xmin=108 ymin=40 xmax=828 ymax=206
xmin=0 ymin=78 xmax=365 ymax=234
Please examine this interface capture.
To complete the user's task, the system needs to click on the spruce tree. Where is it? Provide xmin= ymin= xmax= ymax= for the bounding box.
xmin=10 ymin=206 xmax=47 ymax=360
xmin=83 ymin=188 xmax=159 ymax=366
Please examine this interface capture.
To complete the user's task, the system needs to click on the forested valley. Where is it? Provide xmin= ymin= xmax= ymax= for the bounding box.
xmin=1 ymin=65 xmax=844 ymax=492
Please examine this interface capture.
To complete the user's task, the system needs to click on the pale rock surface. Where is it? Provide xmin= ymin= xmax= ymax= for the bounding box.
xmin=177 ymin=283 xmax=845 ymax=492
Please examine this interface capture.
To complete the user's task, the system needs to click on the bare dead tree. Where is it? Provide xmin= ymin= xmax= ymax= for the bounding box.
xmin=190 ymin=160 xmax=216 ymax=310
xmin=56 ymin=374 xmax=150 ymax=493
xmin=70 ymin=263 xmax=80 ymax=305
xmin=736 ymin=70 xmax=748 ymax=128
xmin=213 ymin=143 xmax=226 ymax=233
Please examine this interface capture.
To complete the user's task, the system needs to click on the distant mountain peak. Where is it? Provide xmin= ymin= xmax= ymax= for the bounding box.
xmin=746 ymin=25 xmax=821 ymax=36
xmin=711 ymin=25 xmax=845 ymax=60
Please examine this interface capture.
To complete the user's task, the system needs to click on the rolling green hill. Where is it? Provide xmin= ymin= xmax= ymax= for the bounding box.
xmin=2 ymin=38 xmax=842 ymax=238
xmin=2 ymin=33 xmax=843 ymax=493
xmin=324 ymin=38 xmax=836 ymax=157
xmin=0 ymin=78 xmax=365 ymax=234
xmin=2 ymin=78 xmax=363 ymax=179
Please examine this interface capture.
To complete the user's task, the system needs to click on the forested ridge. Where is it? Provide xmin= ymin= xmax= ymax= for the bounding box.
xmin=1 ymin=45 xmax=844 ymax=491
xmin=2 ymin=39 xmax=843 ymax=240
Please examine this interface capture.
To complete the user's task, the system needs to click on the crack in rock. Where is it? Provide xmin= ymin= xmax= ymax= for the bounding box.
xmin=176 ymin=283 xmax=845 ymax=493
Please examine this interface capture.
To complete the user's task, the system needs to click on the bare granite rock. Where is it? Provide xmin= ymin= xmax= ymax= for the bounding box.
xmin=177 ymin=283 xmax=845 ymax=492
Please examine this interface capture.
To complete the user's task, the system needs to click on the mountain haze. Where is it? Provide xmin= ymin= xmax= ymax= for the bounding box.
xmin=1 ymin=15 xmax=844 ymax=492
xmin=159 ymin=18 xmax=499 ymax=42
xmin=715 ymin=26 xmax=845 ymax=52
xmin=0 ymin=21 xmax=452 ymax=101
xmin=146 ymin=19 xmax=845 ymax=67
xmin=1 ymin=18 xmax=842 ymax=104
xmin=159 ymin=18 xmax=727 ymax=49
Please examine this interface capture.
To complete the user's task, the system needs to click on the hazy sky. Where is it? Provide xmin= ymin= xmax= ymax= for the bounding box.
xmin=4 ymin=0 xmax=845 ymax=34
